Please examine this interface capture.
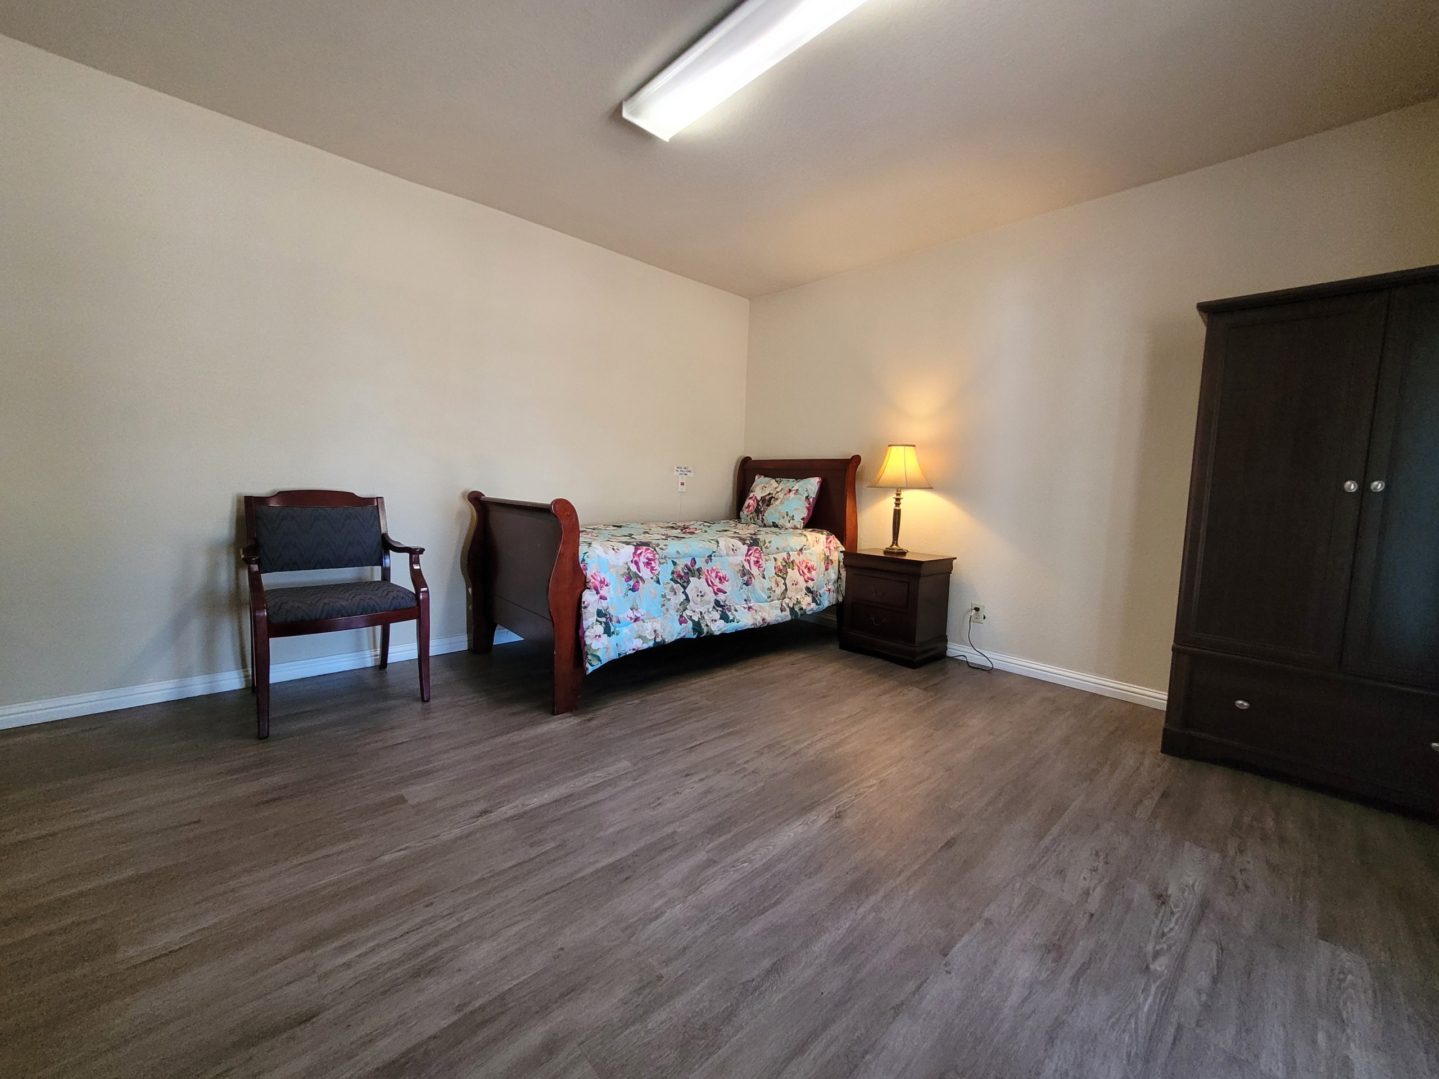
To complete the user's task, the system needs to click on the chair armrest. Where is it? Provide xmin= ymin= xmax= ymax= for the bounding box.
xmin=382 ymin=534 xmax=425 ymax=556
xmin=240 ymin=544 xmax=267 ymax=612
xmin=409 ymin=559 xmax=429 ymax=600
xmin=381 ymin=535 xmax=428 ymax=596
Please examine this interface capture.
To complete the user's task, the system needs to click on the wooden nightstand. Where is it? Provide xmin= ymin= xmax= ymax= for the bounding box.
xmin=839 ymin=549 xmax=956 ymax=666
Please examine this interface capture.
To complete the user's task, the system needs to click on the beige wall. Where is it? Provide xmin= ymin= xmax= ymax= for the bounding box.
xmin=5 ymin=31 xmax=1437 ymax=718
xmin=747 ymin=100 xmax=1439 ymax=694
xmin=0 ymin=37 xmax=749 ymax=711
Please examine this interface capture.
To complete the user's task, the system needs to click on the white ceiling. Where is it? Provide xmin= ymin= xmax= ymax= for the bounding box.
xmin=3 ymin=1 xmax=1437 ymax=296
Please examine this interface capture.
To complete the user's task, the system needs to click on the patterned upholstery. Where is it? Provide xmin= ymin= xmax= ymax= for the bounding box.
xmin=254 ymin=506 xmax=383 ymax=572
xmin=266 ymin=581 xmax=416 ymax=624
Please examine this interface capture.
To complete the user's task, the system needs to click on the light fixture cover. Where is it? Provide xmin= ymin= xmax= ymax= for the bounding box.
xmin=870 ymin=444 xmax=932 ymax=490
xmin=622 ymin=0 xmax=872 ymax=141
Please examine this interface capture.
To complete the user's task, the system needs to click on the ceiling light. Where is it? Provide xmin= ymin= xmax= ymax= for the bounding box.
xmin=622 ymin=0 xmax=872 ymax=141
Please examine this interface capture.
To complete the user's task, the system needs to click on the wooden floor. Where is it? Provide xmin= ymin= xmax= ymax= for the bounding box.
xmin=2 ymin=622 xmax=1436 ymax=1078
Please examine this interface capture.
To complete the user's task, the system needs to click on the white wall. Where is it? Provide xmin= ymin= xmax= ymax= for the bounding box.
xmin=5 ymin=31 xmax=1437 ymax=721
xmin=0 ymin=37 xmax=749 ymax=715
xmin=747 ymin=100 xmax=1439 ymax=695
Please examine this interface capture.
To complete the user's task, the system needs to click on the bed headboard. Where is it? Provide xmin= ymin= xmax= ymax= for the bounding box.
xmin=734 ymin=455 xmax=861 ymax=552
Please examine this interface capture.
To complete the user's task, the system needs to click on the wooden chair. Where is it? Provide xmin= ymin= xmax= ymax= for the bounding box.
xmin=241 ymin=490 xmax=430 ymax=739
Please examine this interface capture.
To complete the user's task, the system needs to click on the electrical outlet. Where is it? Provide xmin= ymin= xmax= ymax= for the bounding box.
xmin=969 ymin=603 xmax=987 ymax=624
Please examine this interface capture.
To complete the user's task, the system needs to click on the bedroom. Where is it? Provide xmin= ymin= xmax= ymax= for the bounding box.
xmin=2 ymin=1 xmax=1437 ymax=1075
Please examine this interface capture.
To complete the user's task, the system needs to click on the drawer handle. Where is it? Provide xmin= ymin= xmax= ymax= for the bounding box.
xmin=1234 ymin=699 xmax=1250 ymax=710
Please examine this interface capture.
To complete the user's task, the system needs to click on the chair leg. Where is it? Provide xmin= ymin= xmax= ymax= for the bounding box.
xmin=417 ymin=603 xmax=431 ymax=703
xmin=254 ymin=619 xmax=271 ymax=740
xmin=379 ymin=624 xmax=390 ymax=669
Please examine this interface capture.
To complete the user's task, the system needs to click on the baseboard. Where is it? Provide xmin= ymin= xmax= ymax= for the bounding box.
xmin=946 ymin=643 xmax=1167 ymax=710
xmin=1 ymin=630 xmax=1159 ymax=732
xmin=0 ymin=629 xmax=521 ymax=731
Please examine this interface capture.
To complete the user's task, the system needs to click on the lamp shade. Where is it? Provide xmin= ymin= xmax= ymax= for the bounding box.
xmin=869 ymin=444 xmax=931 ymax=490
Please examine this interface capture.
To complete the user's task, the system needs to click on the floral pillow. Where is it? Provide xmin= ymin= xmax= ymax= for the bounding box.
xmin=740 ymin=475 xmax=822 ymax=529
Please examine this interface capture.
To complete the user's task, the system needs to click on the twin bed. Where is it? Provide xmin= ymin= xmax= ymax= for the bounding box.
xmin=466 ymin=456 xmax=860 ymax=713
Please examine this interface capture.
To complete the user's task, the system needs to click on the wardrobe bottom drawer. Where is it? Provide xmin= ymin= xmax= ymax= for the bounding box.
xmin=1166 ymin=653 xmax=1439 ymax=812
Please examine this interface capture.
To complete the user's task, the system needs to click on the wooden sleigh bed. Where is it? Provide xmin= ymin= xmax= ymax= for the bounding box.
xmin=465 ymin=456 xmax=860 ymax=714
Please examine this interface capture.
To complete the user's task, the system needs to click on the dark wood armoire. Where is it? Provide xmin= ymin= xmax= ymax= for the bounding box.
xmin=1163 ymin=265 xmax=1439 ymax=815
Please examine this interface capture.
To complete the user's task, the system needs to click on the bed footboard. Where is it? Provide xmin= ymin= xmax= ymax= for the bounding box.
xmin=465 ymin=492 xmax=585 ymax=714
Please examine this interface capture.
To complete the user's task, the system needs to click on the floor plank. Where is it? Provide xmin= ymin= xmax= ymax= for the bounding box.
xmin=1 ymin=621 xmax=1435 ymax=1077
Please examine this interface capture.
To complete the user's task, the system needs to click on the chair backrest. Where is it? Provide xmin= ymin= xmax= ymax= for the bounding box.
xmin=244 ymin=491 xmax=387 ymax=573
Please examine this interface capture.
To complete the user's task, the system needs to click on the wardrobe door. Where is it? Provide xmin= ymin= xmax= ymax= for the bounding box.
xmin=1343 ymin=283 xmax=1439 ymax=688
xmin=1177 ymin=293 xmax=1387 ymax=666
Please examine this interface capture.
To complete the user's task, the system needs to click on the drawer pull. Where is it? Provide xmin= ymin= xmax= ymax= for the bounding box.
xmin=1234 ymin=699 xmax=1251 ymax=710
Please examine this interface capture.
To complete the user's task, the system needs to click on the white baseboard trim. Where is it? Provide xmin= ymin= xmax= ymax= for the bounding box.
xmin=946 ymin=643 xmax=1167 ymax=711
xmin=0 ymin=629 xmax=521 ymax=732
xmin=1 ymin=630 xmax=1161 ymax=732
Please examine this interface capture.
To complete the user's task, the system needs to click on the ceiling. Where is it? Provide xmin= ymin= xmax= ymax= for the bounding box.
xmin=3 ymin=1 xmax=1437 ymax=296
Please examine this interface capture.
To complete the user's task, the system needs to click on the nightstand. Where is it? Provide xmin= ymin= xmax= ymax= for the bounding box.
xmin=839 ymin=549 xmax=956 ymax=666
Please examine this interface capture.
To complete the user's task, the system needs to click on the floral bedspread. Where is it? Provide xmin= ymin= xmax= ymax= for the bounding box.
xmin=579 ymin=519 xmax=844 ymax=672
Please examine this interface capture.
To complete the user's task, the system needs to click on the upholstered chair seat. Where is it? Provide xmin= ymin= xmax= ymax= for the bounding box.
xmin=267 ymin=581 xmax=417 ymax=624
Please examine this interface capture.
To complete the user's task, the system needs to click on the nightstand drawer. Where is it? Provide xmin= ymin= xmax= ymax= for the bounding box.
xmin=846 ymin=573 xmax=910 ymax=609
xmin=845 ymin=602 xmax=910 ymax=638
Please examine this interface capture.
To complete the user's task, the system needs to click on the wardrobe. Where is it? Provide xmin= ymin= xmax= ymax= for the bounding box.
xmin=1163 ymin=265 xmax=1439 ymax=815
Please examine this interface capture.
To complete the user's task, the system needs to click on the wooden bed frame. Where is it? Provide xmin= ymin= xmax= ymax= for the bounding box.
xmin=465 ymin=455 xmax=860 ymax=714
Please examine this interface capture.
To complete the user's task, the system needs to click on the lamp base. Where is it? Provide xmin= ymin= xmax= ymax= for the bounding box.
xmin=884 ymin=491 xmax=907 ymax=557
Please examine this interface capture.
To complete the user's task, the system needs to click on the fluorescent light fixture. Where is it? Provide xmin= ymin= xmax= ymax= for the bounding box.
xmin=622 ymin=0 xmax=872 ymax=141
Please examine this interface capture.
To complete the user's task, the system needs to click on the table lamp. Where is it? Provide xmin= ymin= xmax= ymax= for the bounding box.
xmin=869 ymin=443 xmax=931 ymax=556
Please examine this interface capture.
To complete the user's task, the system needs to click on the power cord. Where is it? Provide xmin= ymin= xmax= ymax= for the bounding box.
xmin=959 ymin=609 xmax=995 ymax=672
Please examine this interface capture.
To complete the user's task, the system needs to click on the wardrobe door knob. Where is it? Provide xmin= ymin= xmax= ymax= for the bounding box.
xmin=1234 ymin=699 xmax=1250 ymax=710
xmin=1369 ymin=480 xmax=1386 ymax=493
xmin=1430 ymin=742 xmax=1439 ymax=754
xmin=1342 ymin=480 xmax=1359 ymax=493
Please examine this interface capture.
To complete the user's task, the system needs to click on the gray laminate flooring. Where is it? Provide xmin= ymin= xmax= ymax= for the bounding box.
xmin=2 ymin=622 xmax=1435 ymax=1078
